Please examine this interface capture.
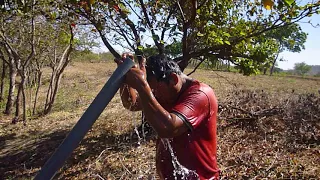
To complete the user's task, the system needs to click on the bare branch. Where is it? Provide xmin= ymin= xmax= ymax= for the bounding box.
xmin=187 ymin=57 xmax=206 ymax=76
xmin=109 ymin=17 xmax=135 ymax=50
xmin=24 ymin=2 xmax=36 ymax=69
xmin=177 ymin=1 xmax=186 ymax=23
xmin=118 ymin=7 xmax=140 ymax=46
xmin=123 ymin=0 xmax=143 ymax=21
xmin=161 ymin=5 xmax=176 ymax=41
xmin=299 ymin=21 xmax=320 ymax=28
xmin=76 ymin=8 xmax=121 ymax=59
xmin=138 ymin=0 xmax=164 ymax=54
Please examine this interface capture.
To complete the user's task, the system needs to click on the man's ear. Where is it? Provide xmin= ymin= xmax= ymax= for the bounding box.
xmin=169 ymin=73 xmax=179 ymax=85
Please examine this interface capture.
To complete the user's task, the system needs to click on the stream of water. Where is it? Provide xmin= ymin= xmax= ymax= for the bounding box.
xmin=161 ymin=139 xmax=200 ymax=180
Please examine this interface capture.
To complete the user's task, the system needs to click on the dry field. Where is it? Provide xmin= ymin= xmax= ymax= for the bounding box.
xmin=0 ymin=61 xmax=319 ymax=179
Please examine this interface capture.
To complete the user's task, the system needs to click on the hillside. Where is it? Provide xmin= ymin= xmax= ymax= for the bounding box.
xmin=310 ymin=65 xmax=320 ymax=75
xmin=0 ymin=62 xmax=319 ymax=179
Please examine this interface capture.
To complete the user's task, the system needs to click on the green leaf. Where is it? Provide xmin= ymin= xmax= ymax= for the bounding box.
xmin=277 ymin=1 xmax=284 ymax=10
xmin=51 ymin=12 xmax=57 ymax=19
xmin=152 ymin=34 xmax=160 ymax=41
xmin=224 ymin=40 xmax=231 ymax=45
xmin=283 ymin=0 xmax=295 ymax=6
xmin=137 ymin=46 xmax=144 ymax=50
xmin=160 ymin=40 xmax=165 ymax=44
xmin=317 ymin=10 xmax=320 ymax=14
xmin=288 ymin=39 xmax=295 ymax=47
xmin=223 ymin=32 xmax=231 ymax=38
xmin=240 ymin=31 xmax=246 ymax=36
xmin=217 ymin=39 xmax=224 ymax=44
xmin=17 ymin=9 xmax=23 ymax=15
xmin=197 ymin=32 xmax=204 ymax=37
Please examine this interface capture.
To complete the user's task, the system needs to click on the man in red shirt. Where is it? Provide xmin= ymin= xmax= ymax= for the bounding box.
xmin=117 ymin=54 xmax=219 ymax=179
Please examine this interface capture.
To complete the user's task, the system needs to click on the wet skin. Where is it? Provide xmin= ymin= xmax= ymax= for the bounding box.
xmin=117 ymin=56 xmax=192 ymax=138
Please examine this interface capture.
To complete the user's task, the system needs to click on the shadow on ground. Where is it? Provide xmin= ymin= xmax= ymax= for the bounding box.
xmin=0 ymin=122 xmax=156 ymax=180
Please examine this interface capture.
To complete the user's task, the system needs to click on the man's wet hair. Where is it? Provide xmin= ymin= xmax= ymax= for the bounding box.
xmin=146 ymin=54 xmax=182 ymax=83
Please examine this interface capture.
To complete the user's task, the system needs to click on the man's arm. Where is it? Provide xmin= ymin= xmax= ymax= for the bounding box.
xmin=136 ymin=80 xmax=189 ymax=138
xmin=116 ymin=53 xmax=144 ymax=111
xmin=119 ymin=84 xmax=142 ymax=111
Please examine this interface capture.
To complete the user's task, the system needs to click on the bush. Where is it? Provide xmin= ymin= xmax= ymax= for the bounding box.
xmin=71 ymin=50 xmax=114 ymax=63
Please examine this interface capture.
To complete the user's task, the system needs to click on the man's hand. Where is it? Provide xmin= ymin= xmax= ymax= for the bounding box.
xmin=125 ymin=66 xmax=147 ymax=90
xmin=114 ymin=53 xmax=134 ymax=65
xmin=115 ymin=53 xmax=147 ymax=90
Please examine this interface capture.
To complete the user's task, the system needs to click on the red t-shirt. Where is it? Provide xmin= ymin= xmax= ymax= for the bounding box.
xmin=156 ymin=81 xmax=219 ymax=180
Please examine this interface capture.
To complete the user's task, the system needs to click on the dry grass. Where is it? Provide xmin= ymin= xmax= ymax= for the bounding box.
xmin=0 ymin=62 xmax=319 ymax=179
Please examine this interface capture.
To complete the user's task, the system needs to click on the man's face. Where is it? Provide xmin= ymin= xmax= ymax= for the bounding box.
xmin=147 ymin=76 xmax=174 ymax=104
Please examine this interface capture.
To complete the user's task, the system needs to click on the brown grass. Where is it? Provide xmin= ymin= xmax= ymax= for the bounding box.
xmin=0 ymin=62 xmax=319 ymax=179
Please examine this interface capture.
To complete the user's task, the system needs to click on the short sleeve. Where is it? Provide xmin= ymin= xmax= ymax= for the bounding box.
xmin=171 ymin=90 xmax=210 ymax=130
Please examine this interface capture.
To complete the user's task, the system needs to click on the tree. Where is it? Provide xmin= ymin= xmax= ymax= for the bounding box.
xmin=0 ymin=47 xmax=7 ymax=102
xmin=65 ymin=0 xmax=319 ymax=75
xmin=266 ymin=23 xmax=307 ymax=76
xmin=43 ymin=24 xmax=74 ymax=115
xmin=294 ymin=62 xmax=311 ymax=75
xmin=0 ymin=0 xmax=78 ymax=121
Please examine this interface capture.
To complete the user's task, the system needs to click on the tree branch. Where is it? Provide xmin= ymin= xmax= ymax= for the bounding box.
xmin=109 ymin=17 xmax=135 ymax=50
xmin=161 ymin=5 xmax=176 ymax=41
xmin=23 ymin=2 xmax=36 ymax=69
xmin=185 ymin=0 xmax=197 ymax=28
xmin=187 ymin=57 xmax=206 ymax=76
xmin=118 ymin=6 xmax=140 ymax=46
xmin=233 ymin=4 xmax=319 ymax=44
xmin=138 ymin=0 xmax=164 ymax=54
xmin=177 ymin=1 xmax=186 ymax=23
xmin=123 ymin=0 xmax=143 ymax=21
xmin=76 ymin=9 xmax=121 ymax=59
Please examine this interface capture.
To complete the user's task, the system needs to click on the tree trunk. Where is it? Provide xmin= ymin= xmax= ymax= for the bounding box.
xmin=12 ymin=81 xmax=22 ymax=124
xmin=5 ymin=66 xmax=16 ymax=115
xmin=33 ymin=71 xmax=42 ymax=115
xmin=43 ymin=26 xmax=73 ymax=115
xmin=270 ymin=48 xmax=281 ymax=76
xmin=21 ymin=74 xmax=27 ymax=123
xmin=45 ymin=69 xmax=55 ymax=111
xmin=44 ymin=73 xmax=62 ymax=115
xmin=0 ymin=60 xmax=6 ymax=101
xmin=263 ymin=68 xmax=267 ymax=75
xmin=270 ymin=56 xmax=278 ymax=76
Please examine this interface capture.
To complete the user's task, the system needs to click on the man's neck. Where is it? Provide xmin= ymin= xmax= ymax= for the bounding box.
xmin=178 ymin=74 xmax=194 ymax=96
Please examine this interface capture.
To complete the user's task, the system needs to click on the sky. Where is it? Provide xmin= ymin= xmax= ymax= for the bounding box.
xmin=278 ymin=15 xmax=320 ymax=70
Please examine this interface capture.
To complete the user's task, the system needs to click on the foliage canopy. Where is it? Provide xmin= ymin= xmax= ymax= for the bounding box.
xmin=1 ymin=0 xmax=319 ymax=74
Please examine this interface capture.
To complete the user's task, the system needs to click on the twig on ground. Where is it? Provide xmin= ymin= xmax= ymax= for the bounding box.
xmin=93 ymin=174 xmax=106 ymax=180
xmin=119 ymin=157 xmax=132 ymax=175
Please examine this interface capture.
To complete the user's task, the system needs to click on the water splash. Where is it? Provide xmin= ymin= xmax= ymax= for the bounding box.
xmin=130 ymin=109 xmax=141 ymax=145
xmin=141 ymin=113 xmax=146 ymax=141
xmin=121 ymin=86 xmax=142 ymax=145
xmin=161 ymin=139 xmax=200 ymax=180
xmin=133 ymin=122 xmax=142 ymax=145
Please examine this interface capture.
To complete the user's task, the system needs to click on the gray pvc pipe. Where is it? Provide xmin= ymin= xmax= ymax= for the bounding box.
xmin=34 ymin=59 xmax=134 ymax=180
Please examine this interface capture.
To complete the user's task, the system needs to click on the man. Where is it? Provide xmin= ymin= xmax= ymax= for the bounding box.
xmin=116 ymin=54 xmax=219 ymax=179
